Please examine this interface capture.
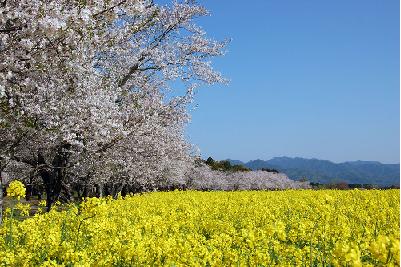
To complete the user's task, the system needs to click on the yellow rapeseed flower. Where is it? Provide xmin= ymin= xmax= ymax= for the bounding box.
xmin=6 ymin=180 xmax=26 ymax=200
xmin=0 ymin=190 xmax=398 ymax=266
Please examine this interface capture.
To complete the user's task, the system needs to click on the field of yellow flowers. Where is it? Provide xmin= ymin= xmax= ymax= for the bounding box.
xmin=0 ymin=188 xmax=399 ymax=266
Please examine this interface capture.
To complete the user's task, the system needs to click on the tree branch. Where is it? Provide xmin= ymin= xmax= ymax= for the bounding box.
xmin=0 ymin=26 xmax=22 ymax=33
xmin=92 ymin=0 xmax=128 ymax=18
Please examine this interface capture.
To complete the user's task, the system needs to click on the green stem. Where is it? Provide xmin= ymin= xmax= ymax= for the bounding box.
xmin=7 ymin=206 xmax=14 ymax=248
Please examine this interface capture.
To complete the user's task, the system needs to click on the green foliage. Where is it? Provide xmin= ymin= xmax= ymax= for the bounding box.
xmin=204 ymin=157 xmax=250 ymax=172
xmin=259 ymin=168 xmax=279 ymax=173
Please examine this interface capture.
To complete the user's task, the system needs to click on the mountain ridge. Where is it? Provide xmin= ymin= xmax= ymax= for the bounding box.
xmin=225 ymin=157 xmax=400 ymax=186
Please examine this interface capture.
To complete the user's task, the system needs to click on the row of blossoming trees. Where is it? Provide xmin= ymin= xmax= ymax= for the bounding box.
xmin=0 ymin=0 xmax=309 ymax=216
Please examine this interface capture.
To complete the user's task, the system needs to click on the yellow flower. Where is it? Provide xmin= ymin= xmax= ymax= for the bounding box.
xmin=15 ymin=203 xmax=31 ymax=216
xmin=38 ymin=200 xmax=47 ymax=207
xmin=0 ymin=189 xmax=398 ymax=266
xmin=6 ymin=180 xmax=26 ymax=200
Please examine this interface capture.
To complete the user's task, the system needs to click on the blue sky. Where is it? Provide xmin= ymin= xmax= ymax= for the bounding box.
xmin=185 ymin=0 xmax=400 ymax=164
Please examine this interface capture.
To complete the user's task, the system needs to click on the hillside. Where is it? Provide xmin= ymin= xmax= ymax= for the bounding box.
xmin=226 ymin=157 xmax=400 ymax=186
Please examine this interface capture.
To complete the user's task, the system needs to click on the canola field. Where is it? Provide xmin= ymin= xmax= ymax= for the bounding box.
xmin=0 ymin=189 xmax=399 ymax=266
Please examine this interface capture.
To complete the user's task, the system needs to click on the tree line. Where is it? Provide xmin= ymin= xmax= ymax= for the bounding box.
xmin=0 ymin=0 xmax=310 ymax=222
xmin=0 ymin=0 xmax=227 ymax=214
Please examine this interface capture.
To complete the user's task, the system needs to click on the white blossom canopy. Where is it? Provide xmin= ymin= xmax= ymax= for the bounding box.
xmin=0 ymin=0 xmax=227 ymax=193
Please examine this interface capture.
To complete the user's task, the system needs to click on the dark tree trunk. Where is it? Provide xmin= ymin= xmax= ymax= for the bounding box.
xmin=37 ymin=143 xmax=71 ymax=212
xmin=60 ymin=182 xmax=73 ymax=202
xmin=25 ymin=176 xmax=33 ymax=201
xmin=104 ymin=183 xmax=112 ymax=196
xmin=41 ymin=169 xmax=61 ymax=212
xmin=104 ymin=182 xmax=124 ymax=198
xmin=95 ymin=183 xmax=103 ymax=198
xmin=75 ymin=184 xmax=82 ymax=200
xmin=121 ymin=185 xmax=128 ymax=197
xmin=0 ymin=163 xmax=3 ymax=224
xmin=82 ymin=185 xmax=89 ymax=198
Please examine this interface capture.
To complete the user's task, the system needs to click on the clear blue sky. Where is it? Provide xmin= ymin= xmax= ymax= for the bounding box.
xmin=185 ymin=0 xmax=400 ymax=164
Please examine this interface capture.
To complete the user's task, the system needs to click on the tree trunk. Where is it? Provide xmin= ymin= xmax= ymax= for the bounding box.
xmin=106 ymin=182 xmax=124 ymax=198
xmin=39 ymin=167 xmax=60 ymax=212
xmin=60 ymin=182 xmax=73 ymax=202
xmin=83 ymin=184 xmax=89 ymax=198
xmin=121 ymin=185 xmax=128 ymax=197
xmin=25 ymin=176 xmax=33 ymax=201
xmin=38 ymin=144 xmax=70 ymax=212
xmin=0 ymin=167 xmax=3 ymax=225
xmin=114 ymin=185 xmax=121 ymax=198
xmin=95 ymin=183 xmax=103 ymax=198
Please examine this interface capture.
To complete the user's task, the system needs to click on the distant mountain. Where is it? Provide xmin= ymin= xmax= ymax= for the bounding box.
xmin=228 ymin=157 xmax=399 ymax=186
xmin=226 ymin=159 xmax=245 ymax=166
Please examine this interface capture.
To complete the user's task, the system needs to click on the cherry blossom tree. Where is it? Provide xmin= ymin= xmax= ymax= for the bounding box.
xmin=0 ymin=0 xmax=227 ymax=210
xmin=186 ymin=165 xmax=311 ymax=191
